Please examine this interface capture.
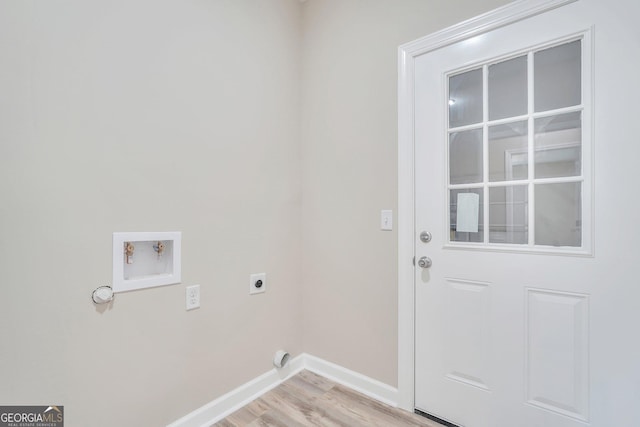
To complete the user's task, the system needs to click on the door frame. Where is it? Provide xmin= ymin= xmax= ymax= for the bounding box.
xmin=396 ymin=0 xmax=578 ymax=411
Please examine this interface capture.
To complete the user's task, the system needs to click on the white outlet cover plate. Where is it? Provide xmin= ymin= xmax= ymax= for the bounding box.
xmin=249 ymin=273 xmax=266 ymax=295
xmin=186 ymin=284 xmax=200 ymax=310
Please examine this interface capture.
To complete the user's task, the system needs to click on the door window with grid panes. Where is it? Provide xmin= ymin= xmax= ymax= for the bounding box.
xmin=447 ymin=38 xmax=589 ymax=252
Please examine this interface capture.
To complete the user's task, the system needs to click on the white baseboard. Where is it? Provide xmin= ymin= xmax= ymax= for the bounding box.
xmin=302 ymin=353 xmax=398 ymax=407
xmin=166 ymin=353 xmax=399 ymax=427
xmin=166 ymin=355 xmax=305 ymax=427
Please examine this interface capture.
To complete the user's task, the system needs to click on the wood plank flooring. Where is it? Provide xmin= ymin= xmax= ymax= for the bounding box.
xmin=213 ymin=370 xmax=442 ymax=427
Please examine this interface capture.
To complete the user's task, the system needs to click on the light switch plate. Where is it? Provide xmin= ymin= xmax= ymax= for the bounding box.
xmin=381 ymin=210 xmax=393 ymax=231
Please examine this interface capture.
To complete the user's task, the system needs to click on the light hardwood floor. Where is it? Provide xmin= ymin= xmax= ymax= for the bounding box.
xmin=213 ymin=370 xmax=442 ymax=427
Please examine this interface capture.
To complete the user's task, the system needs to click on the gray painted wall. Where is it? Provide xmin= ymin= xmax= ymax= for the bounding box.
xmin=0 ymin=1 xmax=509 ymax=425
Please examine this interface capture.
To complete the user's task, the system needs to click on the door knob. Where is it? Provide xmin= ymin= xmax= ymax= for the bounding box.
xmin=420 ymin=231 xmax=432 ymax=243
xmin=418 ymin=256 xmax=432 ymax=269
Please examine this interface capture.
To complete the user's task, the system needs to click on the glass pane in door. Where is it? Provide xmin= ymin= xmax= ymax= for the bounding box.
xmin=449 ymin=68 xmax=483 ymax=127
xmin=450 ymin=188 xmax=484 ymax=243
xmin=489 ymin=121 xmax=528 ymax=182
xmin=489 ymin=185 xmax=528 ymax=244
xmin=534 ymin=112 xmax=581 ymax=179
xmin=535 ymin=182 xmax=582 ymax=247
xmin=534 ymin=40 xmax=581 ymax=112
xmin=489 ymin=55 xmax=528 ymax=120
xmin=450 ymin=129 xmax=483 ymax=184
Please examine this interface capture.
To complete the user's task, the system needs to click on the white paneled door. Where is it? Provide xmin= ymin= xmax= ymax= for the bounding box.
xmin=412 ymin=1 xmax=640 ymax=426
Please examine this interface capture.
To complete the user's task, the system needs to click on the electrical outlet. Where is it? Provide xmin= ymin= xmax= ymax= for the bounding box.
xmin=186 ymin=285 xmax=200 ymax=310
xmin=249 ymin=273 xmax=266 ymax=295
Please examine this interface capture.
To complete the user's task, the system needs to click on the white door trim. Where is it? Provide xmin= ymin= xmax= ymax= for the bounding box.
xmin=396 ymin=0 xmax=579 ymax=411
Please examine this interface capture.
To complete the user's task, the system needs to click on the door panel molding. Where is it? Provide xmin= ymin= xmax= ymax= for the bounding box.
xmin=525 ymin=288 xmax=589 ymax=421
xmin=444 ymin=278 xmax=492 ymax=392
xmin=397 ymin=0 xmax=579 ymax=412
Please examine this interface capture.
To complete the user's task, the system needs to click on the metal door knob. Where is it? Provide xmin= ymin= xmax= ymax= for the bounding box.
xmin=418 ymin=256 xmax=432 ymax=269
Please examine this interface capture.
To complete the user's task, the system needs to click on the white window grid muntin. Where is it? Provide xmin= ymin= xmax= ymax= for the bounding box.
xmin=444 ymin=33 xmax=592 ymax=255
